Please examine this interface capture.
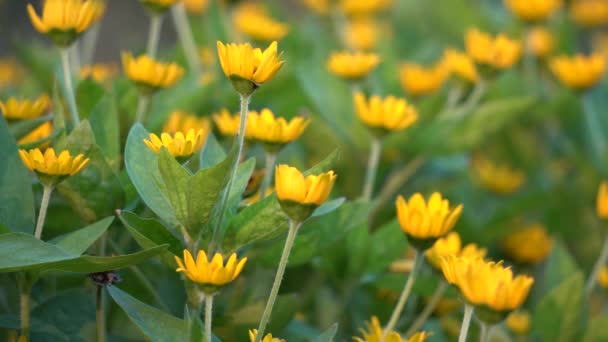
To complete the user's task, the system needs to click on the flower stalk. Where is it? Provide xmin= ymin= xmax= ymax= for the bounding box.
xmin=405 ymin=280 xmax=449 ymax=337
xmin=259 ymin=152 xmax=277 ymax=200
xmin=362 ymin=137 xmax=382 ymax=201
xmin=60 ymin=48 xmax=80 ymax=126
xmin=147 ymin=14 xmax=163 ymax=58
xmin=479 ymin=323 xmax=493 ymax=342
xmin=458 ymin=305 xmax=474 ymax=342
xmin=204 ymin=294 xmax=214 ymax=342
xmin=20 ymin=284 xmax=30 ymax=339
xmin=34 ymin=185 xmax=54 ymax=240
xmin=585 ymin=233 xmax=608 ymax=296
xmin=96 ymin=285 xmax=105 ymax=342
xmin=255 ymin=219 xmax=302 ymax=342
xmin=171 ymin=3 xmax=202 ymax=77
xmin=135 ymin=94 xmax=151 ymax=123
xmin=81 ymin=23 xmax=102 ymax=66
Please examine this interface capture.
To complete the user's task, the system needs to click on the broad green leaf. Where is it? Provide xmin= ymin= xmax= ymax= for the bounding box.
xmin=541 ymin=240 xmax=579 ymax=295
xmin=188 ymin=311 xmax=204 ymax=342
xmin=0 ymin=117 xmax=35 ymax=233
xmin=50 ymin=245 xmax=167 ymax=273
xmin=108 ymin=285 xmax=189 ymax=342
xmin=312 ymin=323 xmax=338 ymax=342
xmin=200 ymin=133 xmax=226 ymax=168
xmin=125 ymin=123 xmax=178 ymax=227
xmin=13 ymin=42 xmax=55 ymax=91
xmin=53 ymin=216 xmax=114 ymax=255
xmin=227 ymin=157 xmax=256 ymax=208
xmin=582 ymin=315 xmax=608 ymax=342
xmin=8 ymin=114 xmax=53 ymax=140
xmin=89 ymin=94 xmax=120 ymax=169
xmin=76 ymin=78 xmax=105 ymax=119
xmin=158 ymin=148 xmax=192 ymax=230
xmin=54 ymin=120 xmax=96 ymax=152
xmin=533 ymin=272 xmax=584 ymax=342
xmin=305 ymin=149 xmax=340 ymax=176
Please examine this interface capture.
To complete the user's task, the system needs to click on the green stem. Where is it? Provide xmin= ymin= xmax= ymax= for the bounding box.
xmin=81 ymin=23 xmax=102 ymax=66
xmin=20 ymin=285 xmax=30 ymax=339
xmin=479 ymin=323 xmax=494 ymax=342
xmin=382 ymin=251 xmax=422 ymax=341
xmin=204 ymin=294 xmax=214 ymax=342
xmin=405 ymin=280 xmax=449 ymax=337
xmin=60 ymin=48 xmax=80 ymax=126
xmin=585 ymin=233 xmax=608 ymax=296
xmin=458 ymin=305 xmax=474 ymax=342
xmin=69 ymin=42 xmax=81 ymax=74
xmin=171 ymin=3 xmax=202 ymax=77
xmin=254 ymin=220 xmax=302 ymax=342
xmin=96 ymin=286 xmax=105 ymax=342
xmin=259 ymin=152 xmax=277 ymax=200
xmin=147 ymin=14 xmax=163 ymax=58
xmin=362 ymin=138 xmax=382 ymax=201
xmin=135 ymin=94 xmax=151 ymax=123
xmin=34 ymin=185 xmax=53 ymax=240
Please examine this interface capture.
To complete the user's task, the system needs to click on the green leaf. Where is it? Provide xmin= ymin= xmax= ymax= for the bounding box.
xmin=582 ymin=315 xmax=608 ymax=342
xmin=0 ymin=117 xmax=35 ymax=233
xmin=89 ymin=94 xmax=120 ymax=170
xmin=533 ymin=272 xmax=584 ymax=342
xmin=125 ymin=123 xmax=178 ymax=227
xmin=30 ymin=289 xmax=95 ymax=341
xmin=8 ymin=114 xmax=53 ymax=140
xmin=188 ymin=312 xmax=204 ymax=342
xmin=200 ymin=133 xmax=226 ymax=168
xmin=305 ymin=149 xmax=340 ymax=175
xmin=50 ymin=245 xmax=167 ymax=273
xmin=227 ymin=157 xmax=256 ymax=208
xmin=76 ymin=78 xmax=105 ymax=119
xmin=53 ymin=216 xmax=114 ymax=255
xmin=107 ymin=285 xmax=189 ymax=342
xmin=312 ymin=323 xmax=338 ymax=342
xmin=157 ymin=148 xmax=192 ymax=230
xmin=542 ymin=240 xmax=579 ymax=294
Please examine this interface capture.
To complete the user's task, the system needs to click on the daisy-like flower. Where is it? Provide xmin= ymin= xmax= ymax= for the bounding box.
xmin=327 ymin=51 xmax=380 ymax=81
xmin=502 ymin=223 xmax=553 ymax=264
xmin=526 ymin=26 xmax=554 ymax=58
xmin=80 ymin=64 xmax=118 ymax=83
xmin=247 ymin=109 xmax=309 ymax=151
xmin=473 ymin=157 xmax=525 ymax=195
xmin=163 ymin=111 xmax=211 ymax=135
xmin=340 ymin=0 xmax=393 ymax=16
xmin=122 ymin=52 xmax=185 ymax=93
xmin=441 ymin=48 xmax=479 ymax=84
xmin=353 ymin=316 xmax=431 ymax=342
xmin=233 ymin=4 xmax=289 ymax=42
xmin=212 ymin=109 xmax=242 ymax=137
xmin=18 ymin=122 xmax=53 ymax=147
xmin=183 ymin=0 xmax=209 ymax=15
xmin=549 ymin=54 xmax=606 ymax=91
xmin=466 ymin=29 xmax=522 ymax=71
xmin=143 ymin=129 xmax=206 ymax=158
xmin=570 ymin=0 xmax=608 ymax=27
xmin=353 ymin=92 xmax=418 ymax=135
xmin=175 ymin=249 xmax=247 ymax=293
xmin=504 ymin=0 xmax=562 ymax=22
xmin=27 ymin=0 xmax=101 ymax=46
xmin=19 ymin=148 xmax=90 ymax=186
xmin=344 ymin=17 xmax=380 ymax=51
xmin=425 ymin=232 xmax=487 ymax=270
xmin=248 ymin=329 xmax=285 ymax=342
xmin=399 ymin=62 xmax=448 ymax=97
xmin=139 ymin=0 xmax=180 ymax=13
xmin=505 ymin=310 xmax=531 ymax=335
xmin=597 ymin=181 xmax=608 ymax=219
xmin=1 ymin=95 xmax=50 ymax=121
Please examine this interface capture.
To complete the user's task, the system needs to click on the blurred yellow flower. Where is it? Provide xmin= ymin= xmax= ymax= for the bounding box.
xmin=353 ymin=92 xmax=418 ymax=133
xmin=139 ymin=0 xmax=179 ymax=13
xmin=18 ymin=122 xmax=53 ymax=147
xmin=399 ymin=62 xmax=448 ymax=97
xmin=217 ymin=41 xmax=285 ymax=94
xmin=526 ymin=27 xmax=554 ymax=58
xmin=396 ymin=193 xmax=463 ymax=248
xmin=248 ymin=329 xmax=284 ymax=342
xmin=473 ymin=158 xmax=525 ymax=195
xmin=466 ymin=29 xmax=522 ymax=70
xmin=570 ymin=0 xmax=608 ymax=27
xmin=19 ymin=148 xmax=89 ymax=177
xmin=183 ymin=0 xmax=209 ymax=15
xmin=247 ymin=109 xmax=310 ymax=147
xmin=163 ymin=111 xmax=211 ymax=135
xmin=302 ymin=0 xmax=330 ymax=14
xmin=90 ymin=0 xmax=107 ymax=24
xmin=0 ymin=58 xmax=23 ymax=88
xmin=504 ymin=0 xmax=562 ymax=22
xmin=245 ymin=187 xmax=274 ymax=205
xmin=425 ymin=232 xmax=487 ymax=269
xmin=122 ymin=52 xmax=184 ymax=92
xmin=27 ymin=0 xmax=98 ymax=46
xmin=440 ymin=256 xmax=534 ymax=312
xmin=327 ymin=51 xmax=380 ymax=81
xmin=80 ymin=64 xmax=117 ymax=83
xmin=212 ymin=109 xmax=242 ymax=137
xmin=598 ymin=266 xmax=608 ymax=289
xmin=344 ymin=18 xmax=379 ymax=51
xmin=233 ymin=4 xmax=289 ymax=42
xmin=597 ymin=181 xmax=608 ymax=219
xmin=143 ymin=129 xmax=206 ymax=158
xmin=340 ymin=0 xmax=393 ymax=16
xmin=353 ymin=316 xmax=430 ymax=342
xmin=502 ymin=223 xmax=553 ymax=264
xmin=175 ymin=249 xmax=247 ymax=290
xmin=505 ymin=310 xmax=531 ymax=335
xmin=549 ymin=54 xmax=606 ymax=90
xmin=441 ymin=49 xmax=479 ymax=84
xmin=1 ymin=95 xmax=50 ymax=121
xmin=275 ymin=164 xmax=337 ymax=206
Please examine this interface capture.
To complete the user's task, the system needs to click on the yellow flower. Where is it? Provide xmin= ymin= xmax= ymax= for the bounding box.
xmin=340 ymin=0 xmax=393 ymax=16
xmin=0 ymin=58 xmax=23 ymax=88
xmin=175 ymin=249 xmax=247 ymax=290
xmin=440 ymin=256 xmax=534 ymax=312
xmin=163 ymin=111 xmax=211 ymax=135
xmin=245 ymin=187 xmax=274 ymax=205
xmin=502 ymin=223 xmax=553 ymax=264
xmin=139 ymin=0 xmax=179 ymax=13
xmin=143 ymin=129 xmax=206 ymax=158
xmin=570 ymin=0 xmax=608 ymax=27
xmin=441 ymin=49 xmax=479 ymax=84
xmin=27 ymin=0 xmax=98 ymax=46
xmin=183 ymin=0 xmax=209 ymax=15
xmin=526 ymin=27 xmax=554 ymax=58
xmin=597 ymin=181 xmax=608 ymax=219
xmin=1 ymin=95 xmax=50 ymax=121
xmin=399 ymin=62 xmax=448 ymax=97
xmin=18 ymin=122 xmax=53 ymax=147
xmin=275 ymin=164 xmax=337 ymax=206
xmin=504 ymin=0 xmax=562 ymax=22
xmin=19 ymin=148 xmax=89 ymax=179
xmin=248 ymin=329 xmax=284 ymax=342
xmin=505 ymin=310 xmax=531 ymax=335
xmin=80 ymin=64 xmax=117 ymax=83
xmin=302 ymin=0 xmax=330 ymax=15
xmin=327 ymin=51 xmax=380 ymax=81
xmin=212 ymin=109 xmax=242 ymax=137
xmin=353 ymin=92 xmax=418 ymax=134
xmin=473 ymin=158 xmax=525 ymax=195
xmin=216 ymin=41 xmax=285 ymax=94
xmin=233 ymin=4 xmax=289 ymax=42
xmin=353 ymin=316 xmax=430 ymax=342
xmin=549 ymin=54 xmax=606 ymax=90
xmin=396 ymin=193 xmax=463 ymax=248
xmin=598 ymin=266 xmax=608 ymax=289
xmin=121 ymin=52 xmax=185 ymax=92
xmin=247 ymin=109 xmax=310 ymax=147
xmin=466 ymin=29 xmax=522 ymax=70
xmin=344 ymin=18 xmax=379 ymax=51
xmin=425 ymin=232 xmax=487 ymax=269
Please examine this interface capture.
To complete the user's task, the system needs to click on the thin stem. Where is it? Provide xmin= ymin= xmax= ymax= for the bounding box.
xmin=34 ymin=185 xmax=53 ymax=240
xmin=362 ymin=138 xmax=382 ymax=201
xmin=455 ymin=80 xmax=486 ymax=118
xmin=259 ymin=152 xmax=277 ymax=200
xmin=69 ymin=42 xmax=81 ymax=73
xmin=204 ymin=294 xmax=214 ymax=342
xmin=81 ymin=23 xmax=102 ymax=66
xmin=405 ymin=280 xmax=449 ymax=337
xmin=439 ymin=85 xmax=464 ymax=117
xmin=135 ymin=94 xmax=151 ymax=123
xmin=254 ymin=220 xmax=302 ymax=342
xmin=96 ymin=286 xmax=105 ymax=342
xmin=585 ymin=233 xmax=608 ymax=296
xmin=147 ymin=14 xmax=163 ymax=58
xmin=171 ymin=3 xmax=202 ymax=77
xmin=382 ymin=251 xmax=422 ymax=341
xmin=20 ymin=287 xmax=30 ymax=339
xmin=479 ymin=323 xmax=494 ymax=342
xmin=60 ymin=48 xmax=80 ymax=126
xmin=458 ymin=305 xmax=474 ymax=342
